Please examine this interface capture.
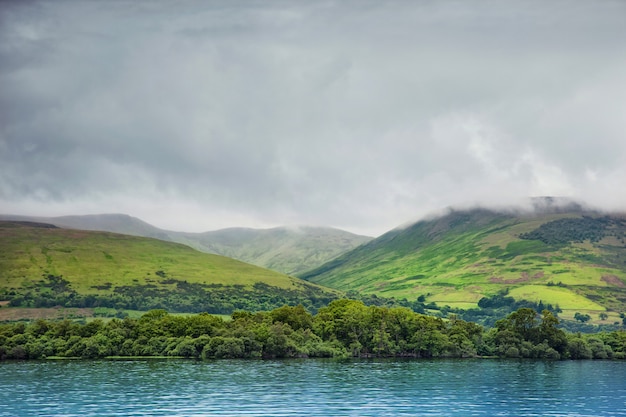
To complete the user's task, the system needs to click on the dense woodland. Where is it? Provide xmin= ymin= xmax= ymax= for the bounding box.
xmin=1 ymin=300 xmax=625 ymax=361
xmin=519 ymin=216 xmax=626 ymax=246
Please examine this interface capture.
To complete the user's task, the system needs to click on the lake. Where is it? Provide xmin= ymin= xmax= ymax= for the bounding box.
xmin=1 ymin=359 xmax=625 ymax=416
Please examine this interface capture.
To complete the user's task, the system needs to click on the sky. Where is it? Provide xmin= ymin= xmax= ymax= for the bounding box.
xmin=1 ymin=0 xmax=626 ymax=237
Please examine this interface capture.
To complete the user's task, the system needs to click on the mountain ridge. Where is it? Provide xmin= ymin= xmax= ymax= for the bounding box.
xmin=302 ymin=205 xmax=626 ymax=323
xmin=0 ymin=220 xmax=339 ymax=314
xmin=0 ymin=214 xmax=372 ymax=276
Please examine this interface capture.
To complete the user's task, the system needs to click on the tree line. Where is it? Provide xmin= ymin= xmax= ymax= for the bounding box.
xmin=519 ymin=216 xmax=626 ymax=245
xmin=1 ymin=300 xmax=625 ymax=361
xmin=4 ymin=274 xmax=338 ymax=314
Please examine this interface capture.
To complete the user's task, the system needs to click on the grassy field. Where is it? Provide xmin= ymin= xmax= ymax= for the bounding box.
xmin=5 ymin=210 xmax=626 ymax=326
xmin=0 ymin=221 xmax=320 ymax=292
xmin=0 ymin=306 xmax=94 ymax=321
xmin=303 ymin=209 xmax=626 ymax=322
xmin=2 ymin=214 xmax=372 ymax=276
xmin=506 ymin=285 xmax=605 ymax=310
xmin=0 ymin=221 xmax=340 ymax=316
xmin=0 ymin=306 xmax=233 ymax=322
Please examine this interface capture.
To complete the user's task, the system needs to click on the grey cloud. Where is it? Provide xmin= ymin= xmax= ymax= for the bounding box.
xmin=1 ymin=0 xmax=626 ymax=236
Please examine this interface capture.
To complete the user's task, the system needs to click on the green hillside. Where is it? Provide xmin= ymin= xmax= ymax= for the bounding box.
xmin=302 ymin=208 xmax=626 ymax=322
xmin=175 ymin=226 xmax=372 ymax=276
xmin=0 ymin=214 xmax=371 ymax=276
xmin=0 ymin=221 xmax=339 ymax=314
xmin=0 ymin=214 xmax=174 ymax=241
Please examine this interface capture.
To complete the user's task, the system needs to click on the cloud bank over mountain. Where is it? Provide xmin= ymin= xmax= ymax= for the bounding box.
xmin=2 ymin=1 xmax=625 ymax=236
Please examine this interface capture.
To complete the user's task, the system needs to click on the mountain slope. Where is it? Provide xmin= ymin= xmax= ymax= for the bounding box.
xmin=0 ymin=214 xmax=371 ymax=275
xmin=0 ymin=221 xmax=339 ymax=313
xmin=302 ymin=207 xmax=626 ymax=319
xmin=0 ymin=214 xmax=175 ymax=244
xmin=175 ymin=226 xmax=372 ymax=276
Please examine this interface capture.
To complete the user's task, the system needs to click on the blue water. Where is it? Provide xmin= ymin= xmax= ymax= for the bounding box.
xmin=1 ymin=359 xmax=625 ymax=416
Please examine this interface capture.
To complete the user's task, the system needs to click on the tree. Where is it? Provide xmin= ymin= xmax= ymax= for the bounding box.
xmin=586 ymin=337 xmax=611 ymax=359
xmin=410 ymin=315 xmax=447 ymax=357
xmin=183 ymin=313 xmax=224 ymax=338
xmin=496 ymin=308 xmax=538 ymax=341
xmin=369 ymin=306 xmax=393 ymax=355
xmin=203 ymin=336 xmax=246 ymax=359
xmin=538 ymin=310 xmax=567 ymax=354
xmin=171 ymin=337 xmax=201 ymax=358
xmin=313 ymin=299 xmax=370 ymax=354
xmin=567 ymin=336 xmax=592 ymax=359
xmin=574 ymin=312 xmax=591 ymax=323
xmin=269 ymin=305 xmax=313 ymax=331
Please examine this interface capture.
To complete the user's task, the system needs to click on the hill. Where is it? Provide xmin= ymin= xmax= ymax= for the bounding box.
xmin=0 ymin=214 xmax=371 ymax=276
xmin=0 ymin=221 xmax=339 ymax=315
xmin=0 ymin=214 xmax=173 ymax=241
xmin=302 ymin=206 xmax=626 ymax=323
xmin=174 ymin=226 xmax=372 ymax=276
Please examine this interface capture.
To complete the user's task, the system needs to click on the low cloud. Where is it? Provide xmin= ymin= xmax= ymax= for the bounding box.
xmin=2 ymin=1 xmax=625 ymax=236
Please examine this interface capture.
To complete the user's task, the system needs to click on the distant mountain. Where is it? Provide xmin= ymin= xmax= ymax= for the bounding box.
xmin=0 ymin=221 xmax=339 ymax=314
xmin=301 ymin=204 xmax=626 ymax=323
xmin=0 ymin=214 xmax=372 ymax=276
xmin=0 ymin=213 xmax=172 ymax=241
xmin=174 ymin=226 xmax=372 ymax=276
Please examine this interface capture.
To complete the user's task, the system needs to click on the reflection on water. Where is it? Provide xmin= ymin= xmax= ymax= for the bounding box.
xmin=1 ymin=359 xmax=625 ymax=416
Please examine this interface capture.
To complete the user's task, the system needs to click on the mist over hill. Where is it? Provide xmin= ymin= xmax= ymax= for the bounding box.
xmin=0 ymin=214 xmax=172 ymax=240
xmin=0 ymin=214 xmax=371 ymax=276
xmin=174 ymin=226 xmax=372 ymax=276
xmin=302 ymin=203 xmax=626 ymax=323
xmin=4 ymin=198 xmax=626 ymax=325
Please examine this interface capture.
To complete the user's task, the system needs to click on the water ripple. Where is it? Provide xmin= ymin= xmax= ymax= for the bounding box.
xmin=1 ymin=359 xmax=625 ymax=416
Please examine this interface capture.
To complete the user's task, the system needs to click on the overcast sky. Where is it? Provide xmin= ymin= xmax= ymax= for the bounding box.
xmin=1 ymin=0 xmax=625 ymax=236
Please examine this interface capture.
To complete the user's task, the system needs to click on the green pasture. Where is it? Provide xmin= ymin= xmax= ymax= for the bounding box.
xmin=306 ymin=210 xmax=626 ymax=318
xmin=507 ymin=285 xmax=605 ymax=311
xmin=4 ymin=209 xmax=626 ymax=324
xmin=0 ymin=222 xmax=318 ymax=294
xmin=558 ymin=310 xmax=622 ymax=324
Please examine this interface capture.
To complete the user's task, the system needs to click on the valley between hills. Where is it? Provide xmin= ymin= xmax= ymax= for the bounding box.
xmin=2 ymin=201 xmax=626 ymax=328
